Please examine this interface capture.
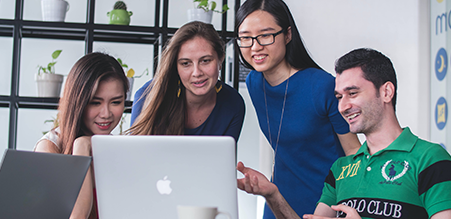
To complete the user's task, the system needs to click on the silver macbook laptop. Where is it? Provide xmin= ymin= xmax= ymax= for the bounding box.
xmin=0 ymin=149 xmax=91 ymax=219
xmin=91 ymin=135 xmax=238 ymax=219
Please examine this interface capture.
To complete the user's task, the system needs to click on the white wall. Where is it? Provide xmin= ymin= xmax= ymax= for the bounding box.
xmin=285 ymin=0 xmax=430 ymax=140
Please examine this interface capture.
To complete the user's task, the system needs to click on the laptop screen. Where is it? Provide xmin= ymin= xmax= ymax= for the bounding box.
xmin=0 ymin=149 xmax=91 ymax=219
xmin=92 ymin=135 xmax=238 ymax=219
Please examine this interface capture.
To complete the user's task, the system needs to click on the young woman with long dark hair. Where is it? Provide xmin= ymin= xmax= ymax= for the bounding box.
xmin=235 ymin=0 xmax=361 ymax=217
xmin=35 ymin=52 xmax=129 ymax=219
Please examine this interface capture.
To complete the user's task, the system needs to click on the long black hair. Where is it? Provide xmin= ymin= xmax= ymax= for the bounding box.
xmin=235 ymin=0 xmax=322 ymax=71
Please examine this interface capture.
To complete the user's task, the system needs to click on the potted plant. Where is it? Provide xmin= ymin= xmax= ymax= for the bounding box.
xmin=35 ymin=50 xmax=65 ymax=98
xmin=107 ymin=1 xmax=133 ymax=25
xmin=41 ymin=0 xmax=70 ymax=22
xmin=188 ymin=0 xmax=229 ymax=23
xmin=117 ymin=58 xmax=149 ymax=100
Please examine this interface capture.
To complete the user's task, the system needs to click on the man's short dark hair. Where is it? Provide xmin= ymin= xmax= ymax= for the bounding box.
xmin=335 ymin=48 xmax=397 ymax=110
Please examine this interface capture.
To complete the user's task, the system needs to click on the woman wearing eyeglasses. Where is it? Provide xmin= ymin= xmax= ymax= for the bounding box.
xmin=235 ymin=0 xmax=361 ymax=218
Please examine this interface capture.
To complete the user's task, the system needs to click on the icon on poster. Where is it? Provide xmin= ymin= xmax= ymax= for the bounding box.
xmin=435 ymin=48 xmax=448 ymax=81
xmin=435 ymin=97 xmax=448 ymax=130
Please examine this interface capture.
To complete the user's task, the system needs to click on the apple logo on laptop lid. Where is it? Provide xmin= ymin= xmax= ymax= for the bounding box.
xmin=156 ymin=176 xmax=172 ymax=195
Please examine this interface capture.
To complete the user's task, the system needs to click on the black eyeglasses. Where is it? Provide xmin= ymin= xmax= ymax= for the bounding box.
xmin=236 ymin=29 xmax=285 ymax=48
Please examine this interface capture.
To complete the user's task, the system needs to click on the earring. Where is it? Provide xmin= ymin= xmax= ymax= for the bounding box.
xmin=215 ymin=80 xmax=222 ymax=93
xmin=177 ymin=80 xmax=181 ymax=98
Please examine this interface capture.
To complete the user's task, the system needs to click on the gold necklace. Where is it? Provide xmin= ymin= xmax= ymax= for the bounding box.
xmin=263 ymin=76 xmax=289 ymax=181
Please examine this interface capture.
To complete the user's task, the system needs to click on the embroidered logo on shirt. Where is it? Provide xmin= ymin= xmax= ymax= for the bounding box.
xmin=336 ymin=160 xmax=361 ymax=181
xmin=380 ymin=160 xmax=410 ymax=185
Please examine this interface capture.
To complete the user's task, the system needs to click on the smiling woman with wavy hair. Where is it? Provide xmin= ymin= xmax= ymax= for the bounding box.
xmin=128 ymin=21 xmax=245 ymax=143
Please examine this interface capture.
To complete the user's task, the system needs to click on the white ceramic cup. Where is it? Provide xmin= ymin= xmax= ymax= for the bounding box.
xmin=41 ymin=0 xmax=70 ymax=22
xmin=177 ymin=205 xmax=231 ymax=219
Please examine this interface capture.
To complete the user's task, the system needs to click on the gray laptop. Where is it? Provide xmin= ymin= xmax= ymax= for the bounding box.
xmin=0 ymin=149 xmax=91 ymax=219
xmin=91 ymin=135 xmax=238 ymax=219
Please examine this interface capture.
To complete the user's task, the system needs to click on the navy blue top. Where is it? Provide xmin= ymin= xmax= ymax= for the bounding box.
xmin=246 ymin=68 xmax=350 ymax=218
xmin=130 ymin=80 xmax=246 ymax=142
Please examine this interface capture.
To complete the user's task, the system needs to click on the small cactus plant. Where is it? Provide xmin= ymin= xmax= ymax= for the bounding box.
xmin=114 ymin=1 xmax=127 ymax=10
xmin=108 ymin=0 xmax=132 ymax=25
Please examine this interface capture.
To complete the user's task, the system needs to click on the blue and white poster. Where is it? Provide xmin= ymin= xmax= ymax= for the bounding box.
xmin=431 ymin=0 xmax=450 ymax=153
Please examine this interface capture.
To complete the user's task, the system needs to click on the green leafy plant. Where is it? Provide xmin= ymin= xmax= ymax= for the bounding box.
xmin=118 ymin=108 xmax=131 ymax=135
xmin=117 ymin=58 xmax=149 ymax=78
xmin=37 ymin=50 xmax=62 ymax=75
xmin=194 ymin=0 xmax=229 ymax=13
xmin=42 ymin=115 xmax=59 ymax=135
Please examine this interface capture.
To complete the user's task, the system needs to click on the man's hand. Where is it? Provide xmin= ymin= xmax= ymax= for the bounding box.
xmin=303 ymin=204 xmax=361 ymax=219
xmin=237 ymin=161 xmax=302 ymax=219
xmin=236 ymin=161 xmax=278 ymax=198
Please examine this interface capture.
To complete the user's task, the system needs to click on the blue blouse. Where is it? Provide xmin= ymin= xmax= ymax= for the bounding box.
xmin=130 ymin=80 xmax=245 ymax=143
xmin=246 ymin=68 xmax=350 ymax=218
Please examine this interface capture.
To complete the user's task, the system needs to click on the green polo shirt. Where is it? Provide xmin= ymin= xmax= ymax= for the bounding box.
xmin=318 ymin=127 xmax=451 ymax=219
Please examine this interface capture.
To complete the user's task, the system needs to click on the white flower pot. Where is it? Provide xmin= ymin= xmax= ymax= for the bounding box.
xmin=35 ymin=73 xmax=64 ymax=97
xmin=187 ymin=8 xmax=213 ymax=24
xmin=127 ymin=77 xmax=134 ymax=101
xmin=41 ymin=0 xmax=70 ymax=22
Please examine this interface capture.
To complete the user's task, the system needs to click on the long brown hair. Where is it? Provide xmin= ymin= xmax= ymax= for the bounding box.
xmin=127 ymin=21 xmax=225 ymax=135
xmin=57 ymin=53 xmax=129 ymax=154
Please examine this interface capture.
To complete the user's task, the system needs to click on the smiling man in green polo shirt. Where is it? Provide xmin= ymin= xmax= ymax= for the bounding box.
xmin=237 ymin=48 xmax=451 ymax=219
